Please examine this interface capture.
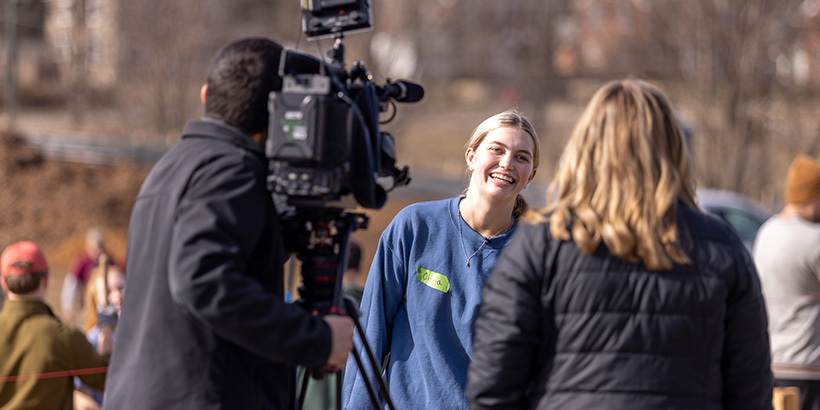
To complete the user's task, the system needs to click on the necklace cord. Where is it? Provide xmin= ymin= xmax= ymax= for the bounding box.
xmin=457 ymin=209 xmax=513 ymax=267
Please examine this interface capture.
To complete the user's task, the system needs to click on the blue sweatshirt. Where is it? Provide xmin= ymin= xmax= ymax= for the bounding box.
xmin=342 ymin=197 xmax=517 ymax=409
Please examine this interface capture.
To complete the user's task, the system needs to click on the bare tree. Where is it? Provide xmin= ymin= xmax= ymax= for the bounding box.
xmin=67 ymin=0 xmax=89 ymax=125
xmin=116 ymin=0 xmax=215 ymax=138
xmin=115 ymin=0 xmax=304 ymax=143
xmin=620 ymin=0 xmax=814 ymax=206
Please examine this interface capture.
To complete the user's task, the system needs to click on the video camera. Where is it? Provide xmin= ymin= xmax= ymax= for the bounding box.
xmin=266 ymin=0 xmax=422 ymax=211
xmin=267 ymin=3 xmax=418 ymax=409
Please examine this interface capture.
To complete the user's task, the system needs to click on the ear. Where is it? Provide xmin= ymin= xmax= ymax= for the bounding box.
xmin=200 ymin=84 xmax=208 ymax=105
xmin=1 ymin=277 xmax=7 ymax=293
xmin=465 ymin=148 xmax=476 ymax=172
xmin=250 ymin=131 xmax=268 ymax=148
xmin=527 ymin=168 xmax=537 ymax=184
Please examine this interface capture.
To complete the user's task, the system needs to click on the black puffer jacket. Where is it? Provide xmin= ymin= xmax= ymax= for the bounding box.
xmin=466 ymin=205 xmax=773 ymax=410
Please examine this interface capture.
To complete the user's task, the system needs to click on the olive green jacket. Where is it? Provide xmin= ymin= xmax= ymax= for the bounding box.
xmin=0 ymin=299 xmax=108 ymax=410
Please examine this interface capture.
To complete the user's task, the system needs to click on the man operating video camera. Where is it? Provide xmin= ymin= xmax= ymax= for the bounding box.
xmin=103 ymin=37 xmax=354 ymax=410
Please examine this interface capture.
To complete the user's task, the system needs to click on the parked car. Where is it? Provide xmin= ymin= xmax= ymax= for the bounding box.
xmin=696 ymin=188 xmax=773 ymax=251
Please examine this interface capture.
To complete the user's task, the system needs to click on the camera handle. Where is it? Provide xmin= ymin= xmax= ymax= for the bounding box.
xmin=328 ymin=33 xmax=345 ymax=67
xmin=290 ymin=209 xmax=395 ymax=410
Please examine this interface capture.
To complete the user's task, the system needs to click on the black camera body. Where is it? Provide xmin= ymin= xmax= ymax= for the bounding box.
xmin=267 ymin=71 xmax=353 ymax=205
xmin=266 ymin=0 xmax=423 ymax=307
xmin=274 ymin=3 xmax=413 ymax=407
xmin=266 ymin=0 xmax=421 ymax=210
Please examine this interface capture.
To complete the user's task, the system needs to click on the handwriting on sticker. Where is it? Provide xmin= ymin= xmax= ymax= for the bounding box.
xmin=416 ymin=267 xmax=450 ymax=293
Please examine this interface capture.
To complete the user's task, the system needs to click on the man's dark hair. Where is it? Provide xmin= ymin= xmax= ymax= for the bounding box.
xmin=3 ymin=272 xmax=46 ymax=295
xmin=346 ymin=241 xmax=361 ymax=271
xmin=204 ymin=37 xmax=284 ymax=135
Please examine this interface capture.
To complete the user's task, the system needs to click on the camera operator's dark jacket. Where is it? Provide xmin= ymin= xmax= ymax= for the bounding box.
xmin=104 ymin=119 xmax=332 ymax=410
xmin=466 ymin=205 xmax=773 ymax=410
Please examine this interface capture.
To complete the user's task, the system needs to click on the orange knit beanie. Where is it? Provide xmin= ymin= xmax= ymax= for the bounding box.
xmin=786 ymin=155 xmax=820 ymax=204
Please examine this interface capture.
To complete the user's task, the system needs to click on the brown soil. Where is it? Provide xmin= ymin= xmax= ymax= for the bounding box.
xmin=0 ymin=130 xmax=149 ymax=307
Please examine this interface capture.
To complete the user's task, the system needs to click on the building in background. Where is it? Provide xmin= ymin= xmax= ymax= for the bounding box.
xmin=45 ymin=0 xmax=119 ymax=92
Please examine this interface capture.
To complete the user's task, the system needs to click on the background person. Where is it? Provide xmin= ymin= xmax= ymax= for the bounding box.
xmin=102 ymin=37 xmax=354 ymax=410
xmin=60 ymin=228 xmax=115 ymax=326
xmin=74 ymin=261 xmax=125 ymax=410
xmin=341 ymin=240 xmax=364 ymax=306
xmin=466 ymin=79 xmax=773 ymax=410
xmin=754 ymin=154 xmax=820 ymax=410
xmin=342 ymin=109 xmax=540 ymax=409
xmin=0 ymin=241 xmax=112 ymax=410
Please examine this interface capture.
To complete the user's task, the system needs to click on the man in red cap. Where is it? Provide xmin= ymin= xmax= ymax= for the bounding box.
xmin=755 ymin=154 xmax=820 ymax=410
xmin=0 ymin=241 xmax=112 ymax=410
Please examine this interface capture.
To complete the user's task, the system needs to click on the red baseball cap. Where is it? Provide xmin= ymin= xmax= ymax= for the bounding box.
xmin=1 ymin=241 xmax=49 ymax=276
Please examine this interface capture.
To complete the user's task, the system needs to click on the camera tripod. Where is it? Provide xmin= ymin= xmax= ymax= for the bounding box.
xmin=286 ymin=208 xmax=396 ymax=410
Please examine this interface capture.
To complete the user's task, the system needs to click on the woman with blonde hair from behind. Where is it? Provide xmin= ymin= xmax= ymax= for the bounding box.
xmin=466 ymin=79 xmax=773 ymax=410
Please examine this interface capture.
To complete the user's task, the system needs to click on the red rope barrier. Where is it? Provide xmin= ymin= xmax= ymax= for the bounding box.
xmin=1 ymin=366 xmax=108 ymax=382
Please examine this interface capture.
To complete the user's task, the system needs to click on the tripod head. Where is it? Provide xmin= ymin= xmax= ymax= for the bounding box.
xmin=284 ymin=208 xmax=367 ymax=315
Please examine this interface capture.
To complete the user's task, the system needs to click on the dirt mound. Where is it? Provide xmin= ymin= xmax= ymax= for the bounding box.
xmin=0 ymin=129 xmax=149 ymax=303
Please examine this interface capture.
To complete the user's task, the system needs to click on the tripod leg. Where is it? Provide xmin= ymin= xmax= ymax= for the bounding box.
xmin=335 ymin=369 xmax=343 ymax=410
xmin=344 ymin=296 xmax=397 ymax=410
xmin=296 ymin=367 xmax=310 ymax=410
xmin=287 ymin=211 xmax=393 ymax=409
xmin=350 ymin=347 xmax=383 ymax=409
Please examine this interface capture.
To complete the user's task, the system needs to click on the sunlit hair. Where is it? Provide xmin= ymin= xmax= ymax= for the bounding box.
xmin=542 ymin=79 xmax=696 ymax=271
xmin=464 ymin=109 xmax=541 ymax=219
xmin=83 ymin=257 xmax=125 ymax=332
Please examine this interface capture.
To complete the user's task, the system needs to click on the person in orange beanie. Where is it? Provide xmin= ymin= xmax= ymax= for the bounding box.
xmin=0 ymin=241 xmax=112 ymax=410
xmin=755 ymin=154 xmax=820 ymax=410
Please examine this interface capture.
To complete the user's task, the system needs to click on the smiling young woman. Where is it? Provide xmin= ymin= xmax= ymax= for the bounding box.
xmin=463 ymin=123 xmax=538 ymax=239
xmin=342 ymin=109 xmax=541 ymax=410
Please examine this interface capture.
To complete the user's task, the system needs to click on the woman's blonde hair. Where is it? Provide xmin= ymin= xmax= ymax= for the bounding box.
xmin=544 ymin=79 xmax=696 ymax=271
xmin=82 ymin=254 xmax=124 ymax=332
xmin=465 ymin=108 xmax=541 ymax=219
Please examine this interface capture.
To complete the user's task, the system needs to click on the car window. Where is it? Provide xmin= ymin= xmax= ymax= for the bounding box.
xmin=705 ymin=207 xmax=765 ymax=245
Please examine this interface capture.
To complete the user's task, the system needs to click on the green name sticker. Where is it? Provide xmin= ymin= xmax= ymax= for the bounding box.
xmin=416 ymin=267 xmax=450 ymax=293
